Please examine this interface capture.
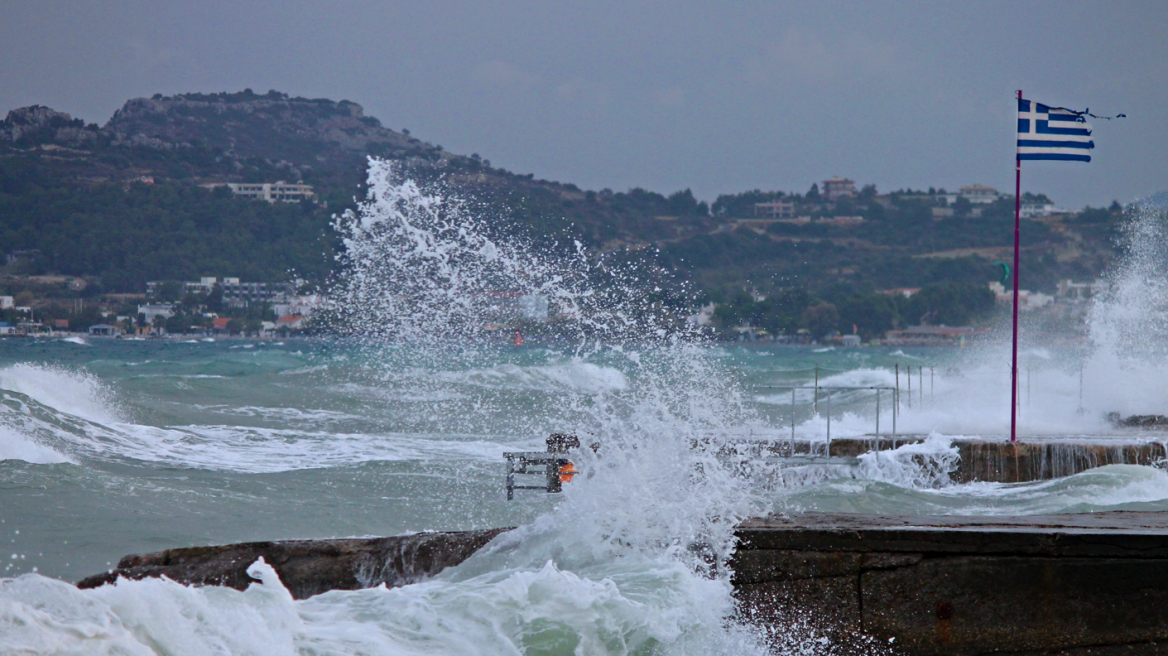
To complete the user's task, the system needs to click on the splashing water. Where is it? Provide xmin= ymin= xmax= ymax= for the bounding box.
xmin=326 ymin=159 xmax=768 ymax=652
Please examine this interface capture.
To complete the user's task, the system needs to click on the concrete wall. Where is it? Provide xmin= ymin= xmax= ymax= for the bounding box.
xmin=733 ymin=513 xmax=1168 ymax=655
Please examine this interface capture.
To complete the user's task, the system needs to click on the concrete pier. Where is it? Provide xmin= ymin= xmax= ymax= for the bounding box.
xmin=734 ymin=511 xmax=1168 ymax=655
xmin=79 ymin=512 xmax=1168 ymax=654
xmin=822 ymin=437 xmax=1168 ymax=483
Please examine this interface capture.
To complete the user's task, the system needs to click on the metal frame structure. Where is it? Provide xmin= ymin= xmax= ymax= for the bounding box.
xmin=503 ymin=451 xmax=571 ymax=500
xmin=754 ymin=385 xmax=899 ymax=458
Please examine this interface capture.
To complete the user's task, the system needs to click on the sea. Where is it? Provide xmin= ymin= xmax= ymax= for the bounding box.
xmin=2 ymin=162 xmax=1167 ymax=655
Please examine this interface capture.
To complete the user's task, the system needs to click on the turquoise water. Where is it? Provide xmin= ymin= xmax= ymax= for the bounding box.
xmin=2 ymin=168 xmax=1165 ymax=655
xmin=1 ymin=337 xmax=1159 ymax=585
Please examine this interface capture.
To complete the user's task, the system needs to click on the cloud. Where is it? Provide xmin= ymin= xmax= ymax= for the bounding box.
xmin=651 ymin=86 xmax=685 ymax=107
xmin=742 ymin=27 xmax=909 ymax=86
xmin=472 ymin=59 xmax=539 ymax=90
xmin=555 ymin=78 xmax=611 ymax=106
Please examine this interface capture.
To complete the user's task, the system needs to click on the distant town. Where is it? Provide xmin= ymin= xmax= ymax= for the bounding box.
xmin=0 ymin=174 xmax=1106 ymax=345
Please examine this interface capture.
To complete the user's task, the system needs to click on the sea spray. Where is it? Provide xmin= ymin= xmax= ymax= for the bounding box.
xmin=322 ymin=158 xmax=771 ymax=653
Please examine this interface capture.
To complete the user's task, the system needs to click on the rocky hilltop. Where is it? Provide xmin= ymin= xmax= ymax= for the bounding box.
xmin=0 ymin=90 xmax=458 ymax=186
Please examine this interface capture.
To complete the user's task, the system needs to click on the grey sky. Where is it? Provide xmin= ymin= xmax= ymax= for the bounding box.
xmin=2 ymin=1 xmax=1164 ymax=208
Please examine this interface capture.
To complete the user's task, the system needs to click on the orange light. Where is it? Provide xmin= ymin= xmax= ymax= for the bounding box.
xmin=558 ymin=462 xmax=577 ymax=484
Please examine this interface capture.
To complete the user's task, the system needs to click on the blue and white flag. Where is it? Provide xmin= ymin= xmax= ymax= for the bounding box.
xmin=1017 ymin=99 xmax=1094 ymax=162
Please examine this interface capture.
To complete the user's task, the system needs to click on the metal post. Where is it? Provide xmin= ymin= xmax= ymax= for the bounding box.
xmin=791 ymin=388 xmax=796 ymax=455
xmin=814 ymin=364 xmax=819 ymax=414
xmin=1010 ymin=89 xmax=1023 ymax=443
xmin=876 ymin=388 xmax=881 ymax=436
xmin=1027 ymin=366 xmax=1031 ymax=407
xmin=895 ymin=364 xmax=900 ymax=418
xmin=907 ymin=365 xmax=912 ymax=409
xmin=931 ymin=367 xmax=935 ymax=404
xmin=892 ymin=386 xmax=898 ymax=443
xmin=919 ymin=366 xmax=923 ymax=407
xmin=825 ymin=390 xmax=831 ymax=457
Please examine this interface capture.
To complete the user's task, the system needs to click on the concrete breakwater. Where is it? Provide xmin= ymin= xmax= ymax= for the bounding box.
xmin=733 ymin=511 xmax=1168 ymax=655
xmin=825 ymin=437 xmax=1168 ymax=483
xmin=76 ymin=528 xmax=509 ymax=600
xmin=79 ymin=512 xmax=1168 ymax=654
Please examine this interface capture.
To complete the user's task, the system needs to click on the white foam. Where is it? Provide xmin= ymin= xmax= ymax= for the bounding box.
xmin=0 ymin=426 xmax=70 ymax=464
xmin=0 ymin=364 xmax=119 ymax=425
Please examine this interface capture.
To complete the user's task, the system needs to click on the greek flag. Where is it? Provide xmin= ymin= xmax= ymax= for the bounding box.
xmin=1017 ymin=99 xmax=1094 ymax=162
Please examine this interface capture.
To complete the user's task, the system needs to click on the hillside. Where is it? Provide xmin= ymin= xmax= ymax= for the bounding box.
xmin=0 ymin=89 xmax=1130 ymax=338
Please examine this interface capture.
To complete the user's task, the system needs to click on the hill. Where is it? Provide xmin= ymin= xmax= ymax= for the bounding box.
xmin=0 ymin=89 xmax=1130 ymax=338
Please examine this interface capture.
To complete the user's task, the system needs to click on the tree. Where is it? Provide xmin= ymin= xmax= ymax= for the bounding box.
xmin=205 ymin=284 xmax=224 ymax=313
xmin=152 ymin=314 xmax=167 ymax=333
xmin=906 ymin=283 xmax=994 ymax=326
xmin=226 ymin=318 xmax=244 ymax=335
xmin=806 ymin=183 xmax=821 ymax=202
xmin=154 ymin=281 xmax=184 ymax=302
xmin=802 ymin=302 xmax=839 ymax=339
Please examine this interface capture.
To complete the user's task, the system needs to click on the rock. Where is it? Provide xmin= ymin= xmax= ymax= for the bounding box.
xmin=76 ymin=528 xmax=511 ymax=600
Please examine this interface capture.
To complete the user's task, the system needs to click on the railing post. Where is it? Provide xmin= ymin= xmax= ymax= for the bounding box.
xmin=790 ymin=388 xmax=796 ymax=456
xmin=814 ymin=364 xmax=819 ymax=414
xmin=895 ymin=364 xmax=900 ymax=418
xmin=825 ymin=390 xmax=831 ymax=457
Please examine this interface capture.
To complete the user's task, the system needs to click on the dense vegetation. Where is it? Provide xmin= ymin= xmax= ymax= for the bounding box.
xmin=0 ymin=89 xmax=1133 ymax=338
xmin=0 ymin=160 xmax=337 ymax=292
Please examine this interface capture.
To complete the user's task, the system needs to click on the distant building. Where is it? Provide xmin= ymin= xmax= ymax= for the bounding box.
xmin=0 ymin=296 xmax=12 ymax=309
xmin=88 ymin=324 xmax=116 ymax=336
xmin=52 ymin=319 xmax=69 ymax=330
xmin=819 ymin=216 xmax=864 ymax=227
xmin=753 ymin=201 xmax=795 ymax=218
xmin=147 ymin=277 xmax=301 ymax=307
xmin=272 ymin=294 xmax=326 ymax=320
xmin=212 ymin=317 xmax=231 ymax=334
xmin=878 ymin=288 xmax=921 ymax=298
xmin=822 ymin=177 xmax=856 ymax=201
xmin=1057 ymin=279 xmax=1100 ymax=304
xmin=935 ymin=185 xmax=1006 ymax=206
xmin=988 ymin=282 xmax=1053 ymax=310
xmin=137 ymin=304 xmax=175 ymax=322
xmin=200 ymin=181 xmax=315 ymax=203
xmin=275 ymin=315 xmax=306 ymax=331
xmin=1020 ymin=201 xmax=1071 ymax=218
xmin=884 ymin=325 xmax=990 ymax=345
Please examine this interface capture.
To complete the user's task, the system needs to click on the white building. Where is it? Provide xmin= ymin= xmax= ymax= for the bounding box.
xmin=988 ymin=282 xmax=1053 ymax=310
xmin=200 ymin=181 xmax=315 ymax=203
xmin=822 ymin=177 xmax=857 ymax=201
xmin=938 ymin=185 xmax=1007 ymax=206
xmin=753 ymin=201 xmax=795 ymax=218
xmin=0 ymin=296 xmax=12 ymax=310
xmin=1057 ymin=279 xmax=1101 ymax=304
xmin=272 ymin=294 xmax=327 ymax=320
xmin=1020 ymin=202 xmax=1072 ymax=218
xmin=137 ymin=304 xmax=175 ymax=322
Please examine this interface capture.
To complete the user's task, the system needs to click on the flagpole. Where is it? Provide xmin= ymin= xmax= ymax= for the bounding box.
xmin=1010 ymin=89 xmax=1022 ymax=443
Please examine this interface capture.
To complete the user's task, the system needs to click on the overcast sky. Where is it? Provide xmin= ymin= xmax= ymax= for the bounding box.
xmin=1 ymin=1 xmax=1164 ymax=208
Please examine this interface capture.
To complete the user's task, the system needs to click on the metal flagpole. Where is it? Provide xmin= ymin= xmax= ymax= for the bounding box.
xmin=1010 ymin=89 xmax=1023 ymax=443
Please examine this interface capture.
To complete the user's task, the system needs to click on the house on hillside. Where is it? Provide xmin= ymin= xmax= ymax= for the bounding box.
xmin=753 ymin=201 xmax=795 ymax=218
xmin=276 ymin=315 xmax=305 ymax=332
xmin=199 ymin=181 xmax=315 ymax=203
xmin=822 ymin=177 xmax=856 ymax=201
